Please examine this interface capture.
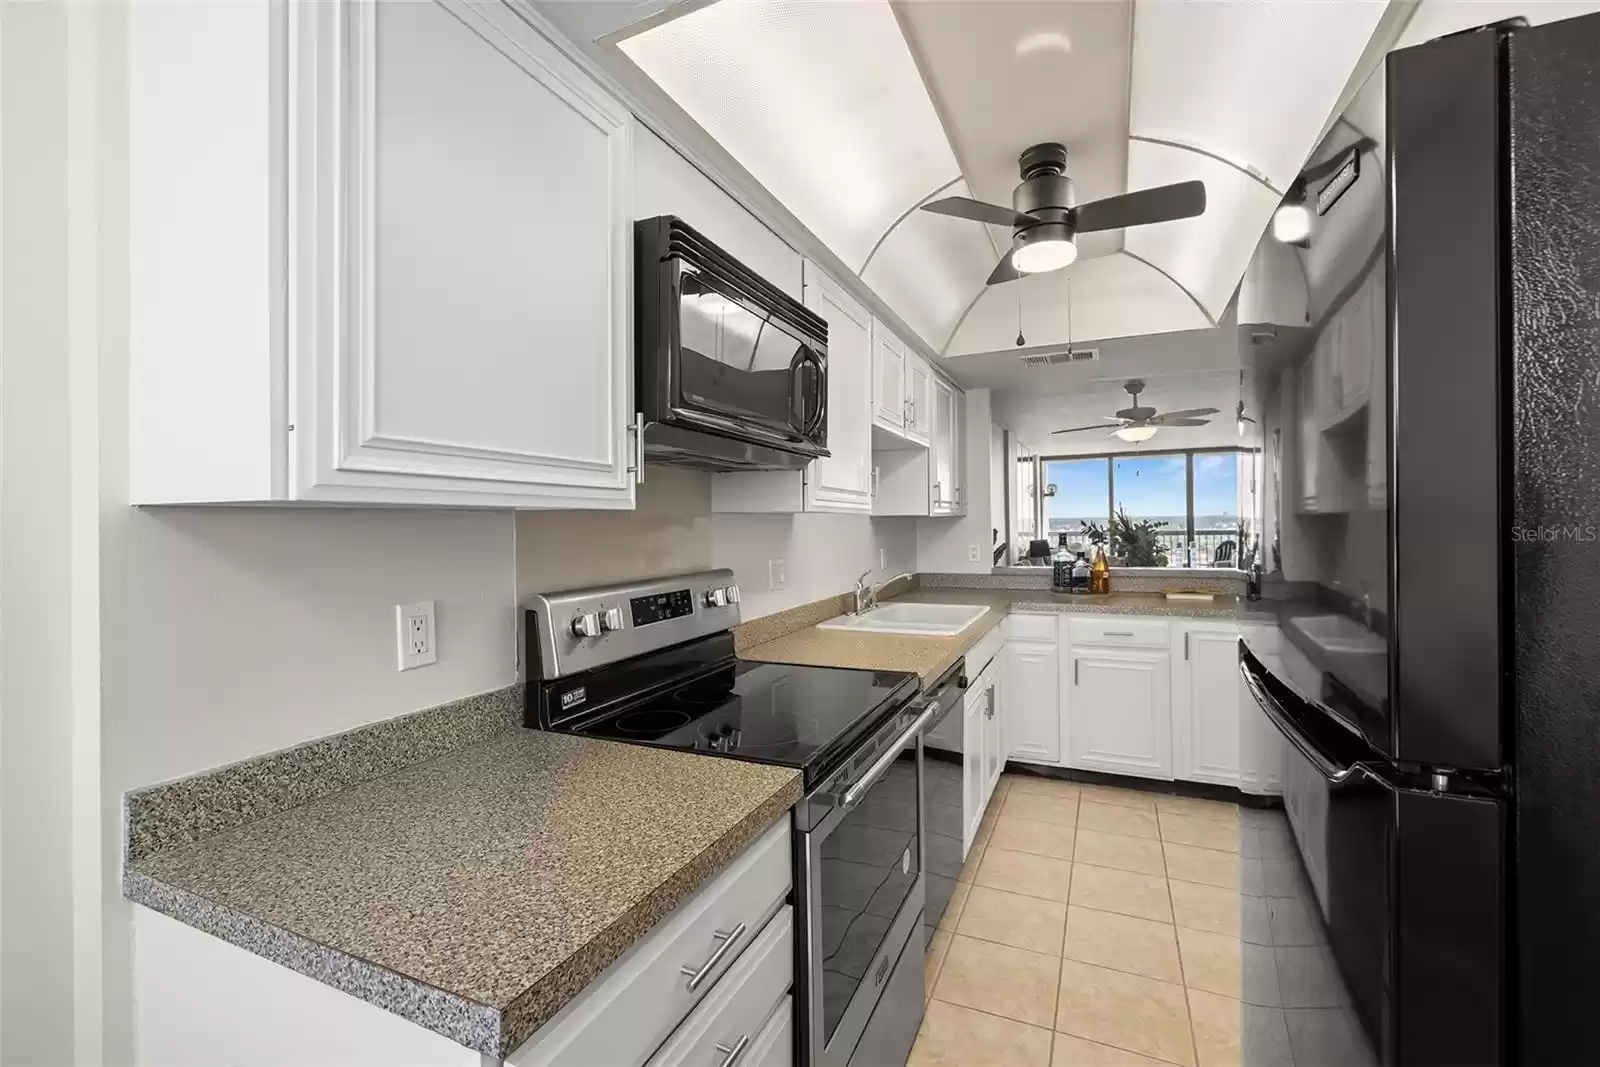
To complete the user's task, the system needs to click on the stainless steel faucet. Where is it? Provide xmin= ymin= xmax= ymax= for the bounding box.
xmin=853 ymin=571 xmax=915 ymax=614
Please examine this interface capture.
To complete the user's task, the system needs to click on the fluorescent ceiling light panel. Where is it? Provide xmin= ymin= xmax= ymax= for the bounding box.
xmin=1129 ymin=0 xmax=1389 ymax=190
xmin=619 ymin=0 xmax=961 ymax=271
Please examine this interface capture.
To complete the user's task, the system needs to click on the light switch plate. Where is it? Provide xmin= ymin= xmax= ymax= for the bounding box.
xmin=968 ymin=544 xmax=981 ymax=563
xmin=879 ymin=547 xmax=887 ymax=569
xmin=768 ymin=558 xmax=787 ymax=592
xmin=397 ymin=601 xmax=437 ymax=671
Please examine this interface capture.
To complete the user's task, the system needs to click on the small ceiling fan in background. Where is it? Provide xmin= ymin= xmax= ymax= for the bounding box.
xmin=920 ymin=142 xmax=1207 ymax=286
xmin=1236 ymin=370 xmax=1257 ymax=437
xmin=1052 ymin=380 xmax=1219 ymax=443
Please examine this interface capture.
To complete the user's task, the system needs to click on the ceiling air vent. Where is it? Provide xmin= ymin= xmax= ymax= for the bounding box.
xmin=1020 ymin=348 xmax=1100 ymax=368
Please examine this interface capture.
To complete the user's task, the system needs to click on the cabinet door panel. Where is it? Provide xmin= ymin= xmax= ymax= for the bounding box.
xmin=804 ymin=273 xmax=872 ymax=511
xmin=1067 ymin=648 xmax=1172 ymax=779
xmin=1173 ymin=628 xmax=1242 ymax=786
xmin=962 ymin=696 xmax=984 ymax=856
xmin=930 ymin=379 xmax=956 ymax=512
xmin=1006 ymin=640 xmax=1060 ymax=764
xmin=873 ymin=327 xmax=905 ymax=429
xmin=984 ymin=670 xmax=1005 ymax=799
xmin=904 ymin=356 xmax=932 ymax=443
xmin=310 ymin=0 xmax=632 ymax=502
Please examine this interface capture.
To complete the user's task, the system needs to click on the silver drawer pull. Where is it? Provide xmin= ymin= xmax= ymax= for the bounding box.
xmin=1104 ymin=631 xmax=1134 ymax=637
xmin=679 ymin=923 xmax=747 ymax=991
xmin=714 ymin=1035 xmax=752 ymax=1067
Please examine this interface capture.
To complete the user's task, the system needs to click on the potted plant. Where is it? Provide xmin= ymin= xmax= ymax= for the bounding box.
xmin=1081 ymin=508 xmax=1170 ymax=567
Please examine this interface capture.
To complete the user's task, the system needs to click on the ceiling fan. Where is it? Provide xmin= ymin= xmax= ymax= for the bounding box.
xmin=920 ymin=142 xmax=1207 ymax=286
xmin=1052 ymin=380 xmax=1219 ymax=443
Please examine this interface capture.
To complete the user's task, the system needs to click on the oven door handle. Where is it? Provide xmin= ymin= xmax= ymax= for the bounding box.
xmin=1238 ymin=645 xmax=1367 ymax=786
xmin=841 ymin=702 xmax=939 ymax=809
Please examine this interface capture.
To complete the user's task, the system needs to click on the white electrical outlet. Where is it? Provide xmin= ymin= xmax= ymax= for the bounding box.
xmin=397 ymin=601 xmax=437 ymax=671
xmin=968 ymin=544 xmax=981 ymax=563
xmin=768 ymin=558 xmax=787 ymax=592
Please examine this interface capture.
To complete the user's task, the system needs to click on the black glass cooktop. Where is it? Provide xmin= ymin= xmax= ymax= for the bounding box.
xmin=570 ymin=657 xmax=918 ymax=784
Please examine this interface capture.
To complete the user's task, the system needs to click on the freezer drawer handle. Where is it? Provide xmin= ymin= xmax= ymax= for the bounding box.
xmin=1238 ymin=647 xmax=1368 ymax=786
xmin=679 ymin=923 xmax=747 ymax=991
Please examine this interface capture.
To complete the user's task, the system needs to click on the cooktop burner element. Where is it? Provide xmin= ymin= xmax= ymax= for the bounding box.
xmin=612 ymin=709 xmax=693 ymax=735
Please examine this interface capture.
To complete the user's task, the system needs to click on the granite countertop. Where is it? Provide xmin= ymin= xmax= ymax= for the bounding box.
xmin=125 ymin=730 xmax=801 ymax=1058
xmin=740 ymin=587 xmax=1248 ymax=688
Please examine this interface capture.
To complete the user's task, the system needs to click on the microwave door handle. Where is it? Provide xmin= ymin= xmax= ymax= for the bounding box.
xmin=790 ymin=348 xmax=826 ymax=436
xmin=1238 ymin=644 xmax=1365 ymax=785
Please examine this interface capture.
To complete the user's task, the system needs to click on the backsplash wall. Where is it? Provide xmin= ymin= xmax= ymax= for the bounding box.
xmin=515 ymin=465 xmax=918 ymax=634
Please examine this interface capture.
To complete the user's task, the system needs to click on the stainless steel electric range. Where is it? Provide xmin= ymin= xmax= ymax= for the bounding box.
xmin=523 ymin=570 xmax=962 ymax=1067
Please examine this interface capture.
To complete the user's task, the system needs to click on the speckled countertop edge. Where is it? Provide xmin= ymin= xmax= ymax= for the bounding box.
xmin=124 ymin=718 xmax=802 ymax=1058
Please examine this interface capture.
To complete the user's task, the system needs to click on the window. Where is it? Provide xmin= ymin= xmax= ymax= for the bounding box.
xmin=1018 ymin=447 xmax=1258 ymax=568
xmin=1042 ymin=458 xmax=1110 ymax=549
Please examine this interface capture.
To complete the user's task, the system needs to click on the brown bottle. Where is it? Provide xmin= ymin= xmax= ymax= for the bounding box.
xmin=1091 ymin=547 xmax=1110 ymax=595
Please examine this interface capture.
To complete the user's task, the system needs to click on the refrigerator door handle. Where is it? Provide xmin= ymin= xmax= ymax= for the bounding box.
xmin=1239 ymin=644 xmax=1371 ymax=786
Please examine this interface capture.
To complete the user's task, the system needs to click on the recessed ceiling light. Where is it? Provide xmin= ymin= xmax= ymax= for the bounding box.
xmin=1016 ymin=31 xmax=1073 ymax=59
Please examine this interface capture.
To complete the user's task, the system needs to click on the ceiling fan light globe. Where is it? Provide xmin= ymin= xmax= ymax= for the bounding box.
xmin=1113 ymin=425 xmax=1159 ymax=443
xmin=1011 ymin=237 xmax=1077 ymax=274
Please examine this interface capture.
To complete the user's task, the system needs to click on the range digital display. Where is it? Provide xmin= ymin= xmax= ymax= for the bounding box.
xmin=630 ymin=588 xmax=694 ymax=627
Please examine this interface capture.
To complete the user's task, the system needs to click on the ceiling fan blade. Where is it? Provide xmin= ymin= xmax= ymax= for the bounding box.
xmin=1153 ymin=407 xmax=1221 ymax=421
xmin=1240 ymin=414 xmax=1259 ymax=424
xmin=1071 ymin=180 xmax=1206 ymax=234
xmin=922 ymin=196 xmax=1033 ymax=228
xmin=1154 ymin=418 xmax=1212 ymax=427
xmin=1051 ymin=423 xmax=1116 ymax=434
xmin=985 ymin=252 xmax=1022 ymax=286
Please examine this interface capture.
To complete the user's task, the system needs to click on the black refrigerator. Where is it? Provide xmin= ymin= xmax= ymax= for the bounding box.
xmin=1241 ymin=13 xmax=1600 ymax=1067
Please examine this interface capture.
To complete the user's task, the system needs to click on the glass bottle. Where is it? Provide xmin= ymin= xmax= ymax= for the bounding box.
xmin=1091 ymin=547 xmax=1110 ymax=595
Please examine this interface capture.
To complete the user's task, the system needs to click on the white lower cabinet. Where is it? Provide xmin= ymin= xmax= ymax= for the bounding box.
xmin=1004 ymin=614 xmax=1061 ymax=766
xmin=1170 ymin=624 xmax=1245 ymax=786
xmin=959 ymin=656 xmax=1005 ymax=854
xmin=1066 ymin=645 xmax=1173 ymax=780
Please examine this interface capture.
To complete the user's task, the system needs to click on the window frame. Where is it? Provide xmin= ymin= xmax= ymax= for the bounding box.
xmin=1030 ymin=446 xmax=1253 ymax=554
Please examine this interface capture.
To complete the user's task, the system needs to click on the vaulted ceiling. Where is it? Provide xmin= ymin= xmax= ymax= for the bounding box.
xmin=608 ymin=0 xmax=1392 ymax=362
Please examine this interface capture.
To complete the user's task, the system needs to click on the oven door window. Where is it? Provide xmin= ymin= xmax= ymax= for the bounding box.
xmin=675 ymin=266 xmax=823 ymax=441
xmin=818 ymin=748 xmax=920 ymax=1046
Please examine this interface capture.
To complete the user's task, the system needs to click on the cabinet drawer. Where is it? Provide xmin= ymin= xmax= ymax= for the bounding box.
xmin=649 ymin=908 xmax=794 ymax=1067
xmin=510 ymin=818 xmax=792 ymax=1067
xmin=1068 ymin=616 xmax=1170 ymax=648
xmin=1004 ymin=612 xmax=1058 ymax=643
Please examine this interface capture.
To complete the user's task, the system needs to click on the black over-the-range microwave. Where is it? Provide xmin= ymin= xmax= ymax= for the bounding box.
xmin=636 ymin=216 xmax=829 ymax=471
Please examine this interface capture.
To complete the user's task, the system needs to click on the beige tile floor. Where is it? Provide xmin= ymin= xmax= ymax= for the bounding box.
xmin=913 ymin=773 xmax=1262 ymax=1067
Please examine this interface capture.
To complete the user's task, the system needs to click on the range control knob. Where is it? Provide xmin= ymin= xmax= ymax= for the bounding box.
xmin=570 ymin=612 xmax=601 ymax=639
xmin=599 ymin=607 xmax=625 ymax=632
xmin=724 ymin=585 xmax=741 ymax=605
xmin=705 ymin=587 xmax=728 ymax=608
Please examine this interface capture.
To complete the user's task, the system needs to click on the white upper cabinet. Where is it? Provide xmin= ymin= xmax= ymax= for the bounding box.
xmin=872 ymin=327 xmax=906 ymax=432
xmin=803 ymin=270 xmax=874 ymax=512
xmin=930 ymin=379 xmax=959 ymax=514
xmin=904 ymin=357 xmax=933 ymax=445
xmin=129 ymin=0 xmax=638 ymax=508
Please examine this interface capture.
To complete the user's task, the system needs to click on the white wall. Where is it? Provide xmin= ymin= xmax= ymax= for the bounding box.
xmin=1 ymin=6 xmax=524 ymax=1061
xmin=515 ymin=468 xmax=919 ymax=624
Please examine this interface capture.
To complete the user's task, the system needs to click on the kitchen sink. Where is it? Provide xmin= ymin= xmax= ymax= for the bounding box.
xmin=817 ymin=602 xmax=989 ymax=637
xmin=1292 ymin=614 xmax=1386 ymax=655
